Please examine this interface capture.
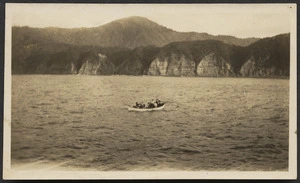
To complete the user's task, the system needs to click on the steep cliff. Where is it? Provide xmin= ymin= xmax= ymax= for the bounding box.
xmin=148 ymin=34 xmax=289 ymax=77
xmin=197 ymin=53 xmax=234 ymax=77
xmin=12 ymin=32 xmax=290 ymax=77
xmin=148 ymin=40 xmax=237 ymax=76
xmin=148 ymin=53 xmax=195 ymax=76
xmin=115 ymin=45 xmax=160 ymax=75
xmin=77 ymin=53 xmax=115 ymax=75
xmin=239 ymin=58 xmax=276 ymax=77
xmin=239 ymin=34 xmax=290 ymax=77
xmin=148 ymin=57 xmax=169 ymax=76
xmin=12 ymin=42 xmax=130 ymax=74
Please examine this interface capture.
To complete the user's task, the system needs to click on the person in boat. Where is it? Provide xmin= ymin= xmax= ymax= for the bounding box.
xmin=135 ymin=102 xmax=143 ymax=108
xmin=152 ymin=99 xmax=157 ymax=108
xmin=135 ymin=99 xmax=163 ymax=109
xmin=147 ymin=101 xmax=155 ymax=108
xmin=155 ymin=99 xmax=164 ymax=107
xmin=156 ymin=99 xmax=160 ymax=106
xmin=152 ymin=99 xmax=158 ymax=108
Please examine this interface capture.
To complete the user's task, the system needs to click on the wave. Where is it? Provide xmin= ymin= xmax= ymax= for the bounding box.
xmin=159 ymin=147 xmax=201 ymax=155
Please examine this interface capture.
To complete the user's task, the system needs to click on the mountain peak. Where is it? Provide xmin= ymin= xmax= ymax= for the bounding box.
xmin=114 ymin=16 xmax=153 ymax=22
xmin=109 ymin=16 xmax=158 ymax=26
xmin=12 ymin=16 xmax=260 ymax=49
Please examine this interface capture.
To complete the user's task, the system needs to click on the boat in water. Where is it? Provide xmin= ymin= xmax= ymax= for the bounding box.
xmin=128 ymin=104 xmax=165 ymax=112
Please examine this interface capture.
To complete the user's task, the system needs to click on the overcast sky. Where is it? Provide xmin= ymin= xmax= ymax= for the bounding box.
xmin=7 ymin=4 xmax=294 ymax=38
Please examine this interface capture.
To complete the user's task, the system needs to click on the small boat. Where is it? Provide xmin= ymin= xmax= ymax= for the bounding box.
xmin=128 ymin=104 xmax=165 ymax=112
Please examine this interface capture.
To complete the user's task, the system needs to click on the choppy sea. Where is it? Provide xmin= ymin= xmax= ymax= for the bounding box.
xmin=11 ymin=75 xmax=289 ymax=171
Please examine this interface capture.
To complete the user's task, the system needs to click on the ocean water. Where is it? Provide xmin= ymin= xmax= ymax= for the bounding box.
xmin=11 ymin=75 xmax=289 ymax=171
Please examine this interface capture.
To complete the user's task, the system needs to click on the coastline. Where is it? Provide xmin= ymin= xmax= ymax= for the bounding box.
xmin=11 ymin=74 xmax=290 ymax=80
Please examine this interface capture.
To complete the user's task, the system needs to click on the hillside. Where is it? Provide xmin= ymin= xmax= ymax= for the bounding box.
xmin=148 ymin=33 xmax=289 ymax=77
xmin=12 ymin=32 xmax=290 ymax=77
xmin=241 ymin=33 xmax=290 ymax=76
xmin=12 ymin=16 xmax=258 ymax=49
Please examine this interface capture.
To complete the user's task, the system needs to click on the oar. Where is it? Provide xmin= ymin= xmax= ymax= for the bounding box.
xmin=163 ymin=100 xmax=180 ymax=108
xmin=162 ymin=100 xmax=192 ymax=116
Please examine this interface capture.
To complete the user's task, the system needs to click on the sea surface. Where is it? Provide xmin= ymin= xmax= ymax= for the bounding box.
xmin=11 ymin=75 xmax=289 ymax=171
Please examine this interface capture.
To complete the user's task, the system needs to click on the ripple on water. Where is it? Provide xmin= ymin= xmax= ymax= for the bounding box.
xmin=11 ymin=75 xmax=289 ymax=171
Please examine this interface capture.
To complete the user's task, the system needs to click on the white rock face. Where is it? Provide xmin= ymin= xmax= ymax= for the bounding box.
xmin=78 ymin=60 xmax=100 ymax=75
xmin=167 ymin=54 xmax=195 ymax=76
xmin=196 ymin=53 xmax=233 ymax=76
xmin=148 ymin=53 xmax=195 ymax=76
xmin=240 ymin=59 xmax=256 ymax=77
xmin=98 ymin=53 xmax=107 ymax=59
xmin=148 ymin=57 xmax=169 ymax=76
xmin=240 ymin=57 xmax=277 ymax=77
xmin=77 ymin=53 xmax=114 ymax=75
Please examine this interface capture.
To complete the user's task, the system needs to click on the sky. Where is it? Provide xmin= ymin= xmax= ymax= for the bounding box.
xmin=7 ymin=3 xmax=295 ymax=38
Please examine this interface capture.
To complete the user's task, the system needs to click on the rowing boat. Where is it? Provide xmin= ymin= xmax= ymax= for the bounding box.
xmin=128 ymin=104 xmax=165 ymax=112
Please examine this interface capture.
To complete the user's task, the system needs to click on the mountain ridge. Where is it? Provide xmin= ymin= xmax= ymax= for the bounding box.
xmin=12 ymin=16 xmax=261 ymax=48
xmin=11 ymin=16 xmax=290 ymax=77
xmin=12 ymin=30 xmax=290 ymax=77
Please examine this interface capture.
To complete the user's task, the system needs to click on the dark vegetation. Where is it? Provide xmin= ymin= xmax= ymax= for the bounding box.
xmin=11 ymin=16 xmax=290 ymax=77
xmin=247 ymin=34 xmax=290 ymax=75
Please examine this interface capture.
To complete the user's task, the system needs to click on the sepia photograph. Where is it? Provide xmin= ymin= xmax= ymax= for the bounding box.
xmin=3 ymin=3 xmax=297 ymax=179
